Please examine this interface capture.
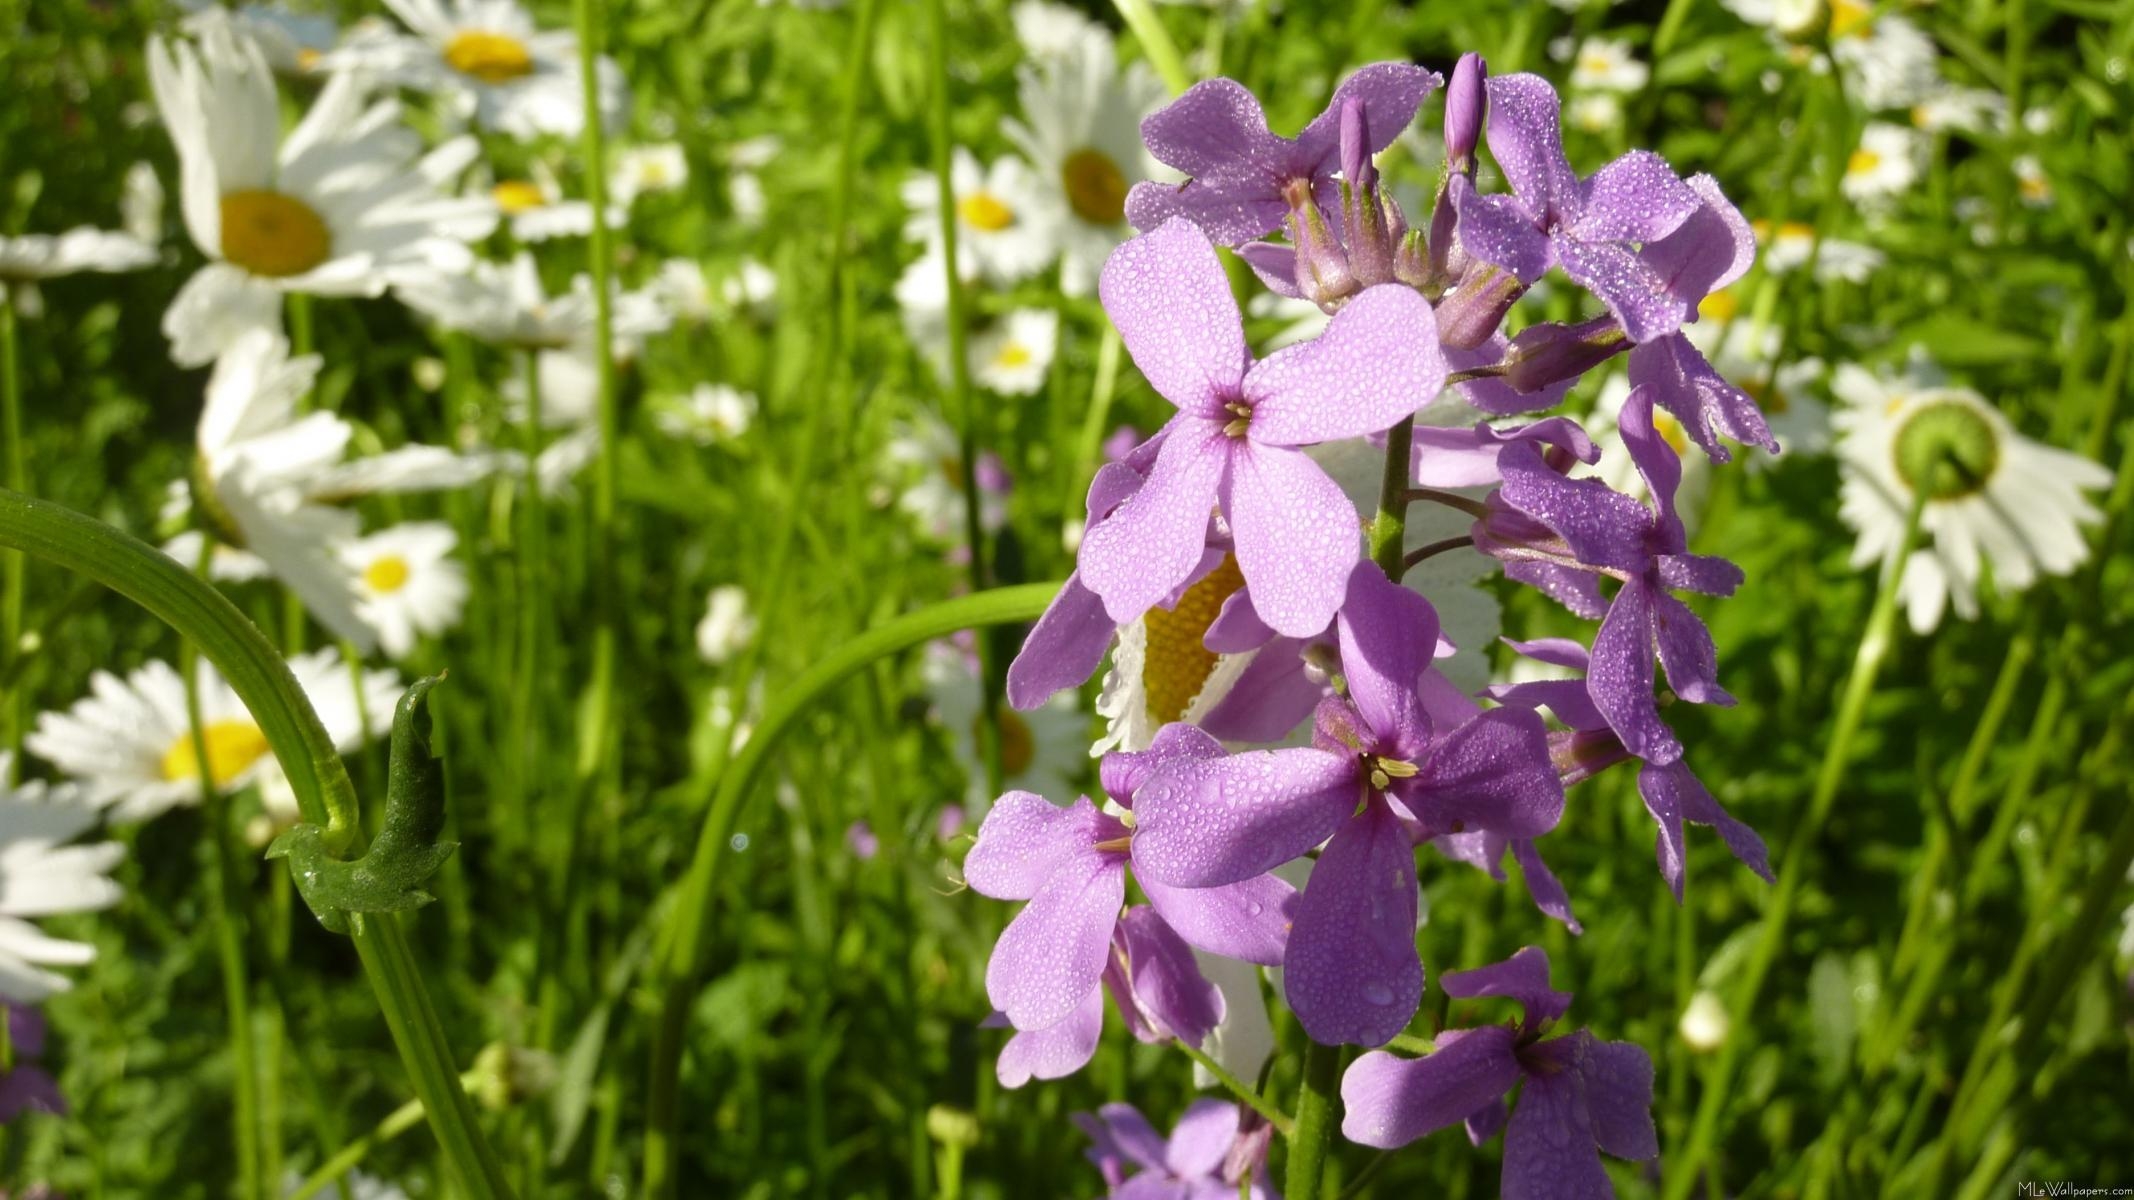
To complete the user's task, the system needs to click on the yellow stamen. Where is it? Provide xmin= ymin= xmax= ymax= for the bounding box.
xmin=1847 ymin=149 xmax=1882 ymax=177
xmin=1061 ymin=147 xmax=1128 ymax=225
xmin=161 ymin=720 xmax=271 ymax=788
xmin=957 ymin=191 xmax=1016 ymax=233
xmin=364 ymin=555 xmax=412 ymax=595
xmin=444 ymin=29 xmax=535 ymax=84
xmin=994 ymin=342 xmax=1033 ymax=368
xmin=219 ymin=190 xmax=331 ymax=278
xmin=1140 ymin=555 xmax=1247 ymax=724
xmin=492 ymin=180 xmax=547 ymax=213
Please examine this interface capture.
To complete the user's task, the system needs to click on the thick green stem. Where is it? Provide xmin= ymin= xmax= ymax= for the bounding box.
xmin=0 ymin=293 xmax=20 ymax=778
xmin=1370 ymin=421 xmax=1416 ymax=578
xmin=1664 ymin=483 xmax=1932 ymax=1200
xmin=1285 ymin=1041 xmax=1344 ymax=1200
xmin=0 ymin=490 xmax=513 ymax=1198
xmin=641 ymin=583 xmax=1062 ymax=1197
xmin=1110 ymin=0 xmax=1192 ymax=94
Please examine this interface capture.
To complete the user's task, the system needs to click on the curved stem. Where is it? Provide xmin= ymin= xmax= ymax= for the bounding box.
xmin=1401 ymin=486 xmax=1489 ymax=522
xmin=1174 ymin=1040 xmax=1293 ymax=1136
xmin=1400 ymin=535 xmax=1474 ymax=576
xmin=642 ymin=582 xmax=1062 ymax=1198
xmin=1284 ymin=1041 xmax=1343 ymax=1200
xmin=0 ymin=490 xmax=513 ymax=1198
xmin=1664 ymin=482 xmax=1931 ymax=1200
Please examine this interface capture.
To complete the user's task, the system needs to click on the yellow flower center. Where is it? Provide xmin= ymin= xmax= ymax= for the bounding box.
xmin=160 ymin=720 xmax=271 ymax=787
xmin=994 ymin=342 xmax=1033 ymax=368
xmin=364 ymin=555 xmax=412 ymax=595
xmin=1655 ymin=411 xmax=1690 ymax=456
xmin=1698 ymin=288 xmax=1739 ymax=322
xmin=972 ymin=708 xmax=1036 ymax=777
xmin=1778 ymin=220 xmax=1815 ymax=241
xmin=492 ymin=180 xmax=547 ymax=213
xmin=1140 ymin=555 xmax=1246 ymax=724
xmin=219 ymin=189 xmax=332 ymax=278
xmin=295 ymin=47 xmax=323 ymax=72
xmin=1847 ymin=149 xmax=1881 ymax=178
xmin=1061 ymin=147 xmax=1128 ymax=225
xmin=444 ymin=29 xmax=535 ymax=84
xmin=1828 ymin=0 xmax=1872 ymax=39
xmin=1577 ymin=52 xmax=1615 ymax=76
xmin=2018 ymin=171 xmax=2050 ymax=202
xmin=957 ymin=191 xmax=1016 ymax=233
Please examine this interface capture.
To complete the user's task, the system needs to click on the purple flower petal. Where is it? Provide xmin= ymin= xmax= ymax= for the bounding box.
xmin=1571 ymin=150 xmax=1699 ymax=245
xmin=1502 ymin=1060 xmax=1614 ymax=1200
xmin=1103 ymin=722 xmax=1227 ymax=804
xmin=1114 ymin=907 xmax=1225 ymax=1046
xmin=1581 ymin=1036 xmax=1660 ymax=1161
xmin=1495 ymin=443 xmax=1650 ymax=573
xmin=1245 ymin=284 xmax=1444 ymax=446
xmin=965 ymin=792 xmax=1104 ymax=901
xmin=1125 ymin=180 xmax=1294 ymax=249
xmin=1513 ymin=838 xmax=1583 ymax=934
xmin=1340 ymin=1025 xmax=1523 ymax=1148
xmin=1502 ymin=636 xmax=1592 ymax=673
xmin=1442 ymin=945 xmax=1571 ymax=1027
xmin=1656 ymin=552 xmax=1745 ymax=597
xmin=1489 ymin=677 xmax=1608 ymax=734
xmin=1140 ymin=78 xmax=1279 ymax=179
xmin=996 ymin=987 xmax=1104 ymax=1087
xmin=1588 ymin=577 xmax=1680 ymax=765
xmin=1451 ymin=187 xmax=1554 ymax=283
xmin=1006 ymin=573 xmax=1117 ymax=710
xmin=1504 ymin=558 xmax=1609 ymax=620
xmin=1296 ymin=62 xmax=1440 ymax=169
xmin=1195 ymin=640 xmax=1325 ymax=744
xmin=1283 ymin=804 xmax=1423 ymax=1047
xmin=1335 ymin=561 xmax=1438 ymax=756
xmin=1141 ymin=872 xmax=1297 ymax=967
xmin=1407 ymin=707 xmax=1566 ymax=840
xmin=1203 ymin=589 xmax=1277 ymax=654
xmin=1638 ymin=174 xmax=1756 ymax=317
xmin=1165 ymin=1098 xmax=1243 ymax=1179
xmin=1639 ymin=760 xmax=1772 ymax=897
xmin=1079 ymin=417 xmax=1228 ymax=625
xmin=1627 ymin=334 xmax=1777 ymax=462
xmin=0 ymin=1065 xmax=65 ymax=1122
xmin=1086 ymin=1102 xmax=1173 ymax=1173
xmin=1131 ymin=747 xmax=1358 ymax=887
xmin=1650 ymin=588 xmax=1732 ymax=706
xmin=1236 ymin=242 xmax=1304 ymax=299
xmin=1221 ymin=443 xmax=1361 ymax=638
xmin=1101 ymin=218 xmax=1248 ymax=415
xmin=985 ymin=853 xmax=1125 ymax=1030
xmin=1483 ymin=74 xmax=1578 ymax=217
xmin=1615 ymin=384 xmax=1686 ymax=551
xmin=1554 ymin=236 xmax=1690 ymax=345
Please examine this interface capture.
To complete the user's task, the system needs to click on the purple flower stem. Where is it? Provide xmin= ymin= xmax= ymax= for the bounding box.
xmin=1666 ymin=479 xmax=1935 ymax=1200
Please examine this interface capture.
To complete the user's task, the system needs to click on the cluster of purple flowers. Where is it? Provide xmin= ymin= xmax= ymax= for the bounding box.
xmin=970 ymin=53 xmax=1777 ymax=1197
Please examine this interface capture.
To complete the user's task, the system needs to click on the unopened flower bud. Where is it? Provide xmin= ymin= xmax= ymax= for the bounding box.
xmin=1504 ymin=316 xmax=1629 ymax=393
xmin=1433 ymin=265 xmax=1524 ymax=350
xmin=1445 ymin=53 xmax=1487 ymax=174
xmin=1338 ymin=96 xmax=1376 ymax=194
xmin=1679 ymin=990 xmax=1730 ymax=1052
xmin=1287 ymin=190 xmax=1356 ymax=310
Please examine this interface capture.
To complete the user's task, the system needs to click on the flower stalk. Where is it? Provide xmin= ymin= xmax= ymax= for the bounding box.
xmin=0 ymin=291 xmax=21 ymax=777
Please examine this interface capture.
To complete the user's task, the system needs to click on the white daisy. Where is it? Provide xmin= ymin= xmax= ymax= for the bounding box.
xmin=883 ymin=409 xmax=1008 ymax=540
xmin=655 ymin=384 xmax=757 ymax=446
xmin=1749 ymin=219 xmax=1885 ymax=282
xmin=1091 ymin=554 xmax=1261 ymax=755
xmin=925 ymin=642 xmax=1084 ymax=806
xmin=1842 ymin=122 xmax=1923 ymax=206
xmin=1011 ymin=0 xmax=1107 ymax=61
xmin=1911 ymin=84 xmax=2007 ymax=135
xmin=725 ymin=136 xmax=781 ymax=228
xmin=1829 ymin=8 xmax=1939 ymax=112
xmin=894 ymin=250 xmax=953 ymax=375
xmin=122 ymin=161 xmax=166 ymax=246
xmin=357 ymin=0 xmax=625 ymax=140
xmin=969 ymin=309 xmax=1058 ymax=396
xmin=482 ymin=161 xmax=608 ymax=243
xmin=1004 ymin=31 xmax=1165 ymax=295
xmin=1719 ymin=0 xmax=1820 ymax=36
xmin=1683 ymin=291 xmax=1830 ymax=464
xmin=694 ymin=585 xmax=756 ymax=665
xmin=149 ymin=15 xmax=496 ymax=365
xmin=2013 ymin=154 xmax=2052 ymax=208
xmin=652 ymin=258 xmax=715 ymax=323
xmin=719 ymin=259 xmax=778 ymax=320
xmin=339 ymin=523 xmax=469 ymax=659
xmin=1570 ymin=37 xmax=1650 ymax=93
xmin=397 ymin=252 xmax=670 ymax=353
xmin=0 ymin=228 xmax=157 ymax=283
xmin=1566 ymin=92 xmax=1624 ymax=134
xmin=0 ymin=756 xmax=123 ymax=1003
xmin=899 ymin=149 xmax=1054 ymax=287
xmin=27 ymin=651 xmax=398 ymax=825
xmin=609 ymin=143 xmax=689 ymax=210
xmin=1834 ymin=359 xmax=2112 ymax=632
xmin=184 ymin=2 xmax=341 ymax=78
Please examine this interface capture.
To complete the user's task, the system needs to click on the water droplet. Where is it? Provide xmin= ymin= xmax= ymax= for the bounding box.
xmin=1245 ymin=901 xmax=1264 ymax=916
xmin=730 ymin=833 xmax=750 ymax=852
xmin=1362 ymin=982 xmax=1394 ymax=1005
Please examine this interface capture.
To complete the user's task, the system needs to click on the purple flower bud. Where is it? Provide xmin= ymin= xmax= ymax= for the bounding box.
xmin=1445 ymin=52 xmax=1486 ymax=173
xmin=1433 ymin=265 xmax=1525 ymax=350
xmin=1286 ymin=188 xmax=1357 ymax=309
xmin=1339 ymin=96 xmax=1375 ymax=194
xmin=975 ymin=451 xmax=1013 ymax=496
xmin=1503 ymin=316 xmax=1629 ymax=393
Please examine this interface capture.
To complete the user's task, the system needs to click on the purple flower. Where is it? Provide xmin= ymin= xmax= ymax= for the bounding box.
xmin=1080 ymin=218 xmax=1446 ymax=638
xmin=1076 ymin=1099 xmax=1278 ymax=1199
xmin=0 ymin=1007 xmax=64 ymax=1123
xmin=965 ymin=730 xmax=1297 ymax=1085
xmin=1490 ymin=637 xmax=1772 ymax=900
xmin=1341 ymin=947 xmax=1657 ymax=1200
xmin=1478 ymin=386 xmax=1743 ymax=765
xmin=1131 ymin=564 xmax=1563 ymax=1046
xmin=1125 ymin=64 xmax=1438 ymax=246
xmin=844 ymin=820 xmax=879 ymax=861
xmin=1452 ymin=74 xmax=1701 ymax=344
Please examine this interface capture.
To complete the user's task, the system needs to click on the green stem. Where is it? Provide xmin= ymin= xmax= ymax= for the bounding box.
xmin=1110 ymin=0 xmax=1193 ymax=94
xmin=0 ymin=490 xmax=513 ymax=1198
xmin=1285 ymin=1041 xmax=1343 ymax=1200
xmin=1371 ymin=421 xmax=1416 ymax=577
xmin=1175 ymin=1040 xmax=1294 ymax=1136
xmin=0 ymin=292 xmax=20 ymax=778
xmin=641 ymin=583 xmax=1062 ymax=1198
xmin=287 ymin=1065 xmax=489 ymax=1200
xmin=1664 ymin=482 xmax=1932 ymax=1200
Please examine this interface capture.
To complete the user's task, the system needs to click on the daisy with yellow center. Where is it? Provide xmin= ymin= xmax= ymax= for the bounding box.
xmin=1569 ymin=37 xmax=1650 ymax=94
xmin=926 ymin=643 xmax=1086 ymax=807
xmin=340 ymin=523 xmax=471 ymax=660
xmin=1833 ymin=357 xmax=2113 ymax=632
xmin=361 ymin=0 xmax=623 ymax=140
xmin=899 ymin=149 xmax=1055 ymax=287
xmin=26 ymin=652 xmax=399 ymax=825
xmin=0 ymin=755 xmax=124 ymax=1003
xmin=1841 ymin=123 xmax=1922 ymax=206
xmin=148 ymin=12 xmax=497 ymax=366
xmin=1004 ymin=28 xmax=1166 ymax=296
xmin=1747 ymin=219 xmax=1885 ymax=282
xmin=970 ymin=309 xmax=1059 ymax=396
